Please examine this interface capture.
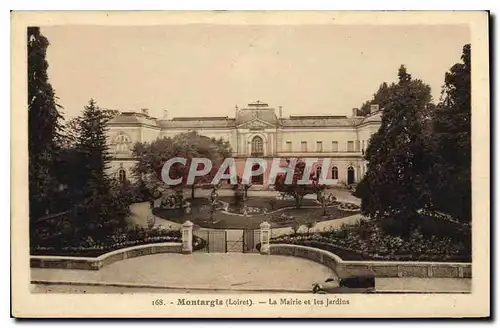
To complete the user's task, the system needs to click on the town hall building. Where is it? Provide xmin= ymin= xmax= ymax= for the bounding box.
xmin=105 ymin=101 xmax=382 ymax=186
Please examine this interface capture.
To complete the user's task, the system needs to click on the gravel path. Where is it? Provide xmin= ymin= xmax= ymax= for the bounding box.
xmin=31 ymin=253 xmax=334 ymax=292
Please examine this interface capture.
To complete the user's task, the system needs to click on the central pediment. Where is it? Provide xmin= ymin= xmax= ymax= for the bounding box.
xmin=238 ymin=118 xmax=276 ymax=130
xmin=235 ymin=102 xmax=279 ymax=128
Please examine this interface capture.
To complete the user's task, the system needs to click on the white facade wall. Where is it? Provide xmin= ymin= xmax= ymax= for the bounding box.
xmin=279 ymin=128 xmax=359 ymax=154
xmin=106 ymin=110 xmax=382 ymax=185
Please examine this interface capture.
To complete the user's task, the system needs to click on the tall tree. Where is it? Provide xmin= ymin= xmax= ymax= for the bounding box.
xmin=359 ymin=65 xmax=433 ymax=231
xmin=28 ymin=27 xmax=64 ymax=219
xmin=357 ymin=82 xmax=396 ymax=116
xmin=73 ymin=99 xmax=128 ymax=236
xmin=75 ymin=99 xmax=111 ymax=189
xmin=275 ymin=159 xmax=325 ymax=208
xmin=133 ymin=131 xmax=232 ymax=199
xmin=430 ymin=44 xmax=471 ymax=223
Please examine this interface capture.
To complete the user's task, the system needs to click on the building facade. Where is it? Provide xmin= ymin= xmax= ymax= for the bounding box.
xmin=106 ymin=101 xmax=382 ymax=186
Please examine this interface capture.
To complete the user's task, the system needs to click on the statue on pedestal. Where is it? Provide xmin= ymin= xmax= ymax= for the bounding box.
xmin=209 ymin=184 xmax=221 ymax=223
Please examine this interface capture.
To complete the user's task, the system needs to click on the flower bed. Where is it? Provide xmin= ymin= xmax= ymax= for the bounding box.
xmin=270 ymin=220 xmax=471 ymax=262
xmin=333 ymin=201 xmax=361 ymax=212
xmin=218 ymin=196 xmax=318 ymax=213
xmin=31 ymin=226 xmax=205 ymax=257
xmin=268 ymin=207 xmax=358 ymax=228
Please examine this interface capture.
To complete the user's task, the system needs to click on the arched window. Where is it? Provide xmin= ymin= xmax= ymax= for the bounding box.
xmin=331 ymin=166 xmax=338 ymax=180
xmin=114 ymin=133 xmax=131 ymax=153
xmin=251 ymin=136 xmax=264 ymax=156
xmin=118 ymin=169 xmax=127 ymax=182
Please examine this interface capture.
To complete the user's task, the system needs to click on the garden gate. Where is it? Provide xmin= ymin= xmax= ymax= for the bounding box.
xmin=194 ymin=230 xmax=227 ymax=253
xmin=194 ymin=229 xmax=261 ymax=253
xmin=243 ymin=229 xmax=261 ymax=253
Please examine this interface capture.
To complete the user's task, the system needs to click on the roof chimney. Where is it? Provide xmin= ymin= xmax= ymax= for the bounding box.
xmin=352 ymin=108 xmax=358 ymax=117
xmin=370 ymin=104 xmax=379 ymax=114
xmin=162 ymin=110 xmax=169 ymax=120
xmin=279 ymin=106 xmax=283 ymax=118
xmin=141 ymin=108 xmax=149 ymax=116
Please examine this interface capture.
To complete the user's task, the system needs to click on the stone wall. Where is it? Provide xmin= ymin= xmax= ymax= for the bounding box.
xmin=269 ymin=244 xmax=471 ymax=278
xmin=30 ymin=242 xmax=182 ymax=271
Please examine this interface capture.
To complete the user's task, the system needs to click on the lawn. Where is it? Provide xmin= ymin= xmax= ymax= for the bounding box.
xmin=153 ymin=196 xmax=358 ymax=229
xmin=217 ymin=195 xmax=319 ymax=213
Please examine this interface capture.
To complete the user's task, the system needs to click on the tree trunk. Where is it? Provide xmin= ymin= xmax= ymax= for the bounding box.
xmin=191 ymin=184 xmax=195 ymax=199
xmin=295 ymin=195 xmax=303 ymax=208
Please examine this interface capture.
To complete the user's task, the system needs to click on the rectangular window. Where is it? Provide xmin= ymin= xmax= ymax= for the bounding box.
xmin=332 ymin=141 xmax=338 ymax=152
xmin=285 ymin=141 xmax=292 ymax=152
xmin=355 ymin=140 xmax=360 ymax=152
xmin=301 ymin=141 xmax=308 ymax=152
xmin=347 ymin=141 xmax=354 ymax=152
xmin=316 ymin=141 xmax=323 ymax=152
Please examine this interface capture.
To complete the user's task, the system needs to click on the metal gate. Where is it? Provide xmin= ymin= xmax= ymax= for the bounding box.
xmin=243 ymin=229 xmax=261 ymax=253
xmin=226 ymin=230 xmax=243 ymax=252
xmin=194 ymin=230 xmax=227 ymax=253
xmin=194 ymin=229 xmax=261 ymax=253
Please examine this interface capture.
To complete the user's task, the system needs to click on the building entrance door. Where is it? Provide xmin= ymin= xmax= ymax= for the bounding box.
xmin=347 ymin=166 xmax=355 ymax=185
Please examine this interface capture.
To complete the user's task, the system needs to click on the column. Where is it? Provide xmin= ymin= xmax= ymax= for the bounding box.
xmin=181 ymin=221 xmax=194 ymax=254
xmin=276 ymin=128 xmax=283 ymax=154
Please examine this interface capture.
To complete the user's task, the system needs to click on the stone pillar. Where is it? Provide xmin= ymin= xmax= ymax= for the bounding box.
xmin=260 ymin=221 xmax=271 ymax=255
xmin=276 ymin=128 xmax=283 ymax=153
xmin=182 ymin=221 xmax=194 ymax=254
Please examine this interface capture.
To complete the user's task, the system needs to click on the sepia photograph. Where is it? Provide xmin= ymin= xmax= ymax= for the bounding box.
xmin=11 ymin=11 xmax=490 ymax=318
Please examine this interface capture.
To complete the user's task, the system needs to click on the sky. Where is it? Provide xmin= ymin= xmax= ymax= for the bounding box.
xmin=41 ymin=24 xmax=470 ymax=119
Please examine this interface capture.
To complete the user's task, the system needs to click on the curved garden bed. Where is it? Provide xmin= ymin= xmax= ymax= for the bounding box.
xmin=153 ymin=196 xmax=359 ymax=229
xmin=270 ymin=221 xmax=471 ymax=263
xmin=31 ymin=226 xmax=206 ymax=257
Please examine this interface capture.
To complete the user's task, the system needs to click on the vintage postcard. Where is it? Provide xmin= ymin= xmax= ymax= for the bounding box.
xmin=11 ymin=11 xmax=490 ymax=318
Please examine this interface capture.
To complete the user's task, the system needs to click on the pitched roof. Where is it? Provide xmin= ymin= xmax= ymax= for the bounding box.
xmin=158 ymin=118 xmax=236 ymax=128
xmin=281 ymin=116 xmax=363 ymax=127
xmin=359 ymin=110 xmax=383 ymax=125
xmin=107 ymin=112 xmax=158 ymax=126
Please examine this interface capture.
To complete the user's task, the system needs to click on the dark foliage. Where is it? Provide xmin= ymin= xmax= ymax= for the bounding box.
xmin=274 ymin=159 xmax=325 ymax=208
xmin=357 ymin=66 xmax=434 ymax=234
xmin=28 ymin=27 xmax=64 ymax=220
xmin=271 ymin=217 xmax=471 ymax=262
xmin=357 ymin=82 xmax=396 ymax=116
xmin=429 ymin=44 xmax=471 ymax=223
xmin=31 ymin=226 xmax=207 ymax=257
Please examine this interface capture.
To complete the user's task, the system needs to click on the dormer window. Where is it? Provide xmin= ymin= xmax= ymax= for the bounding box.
xmin=113 ymin=132 xmax=131 ymax=153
